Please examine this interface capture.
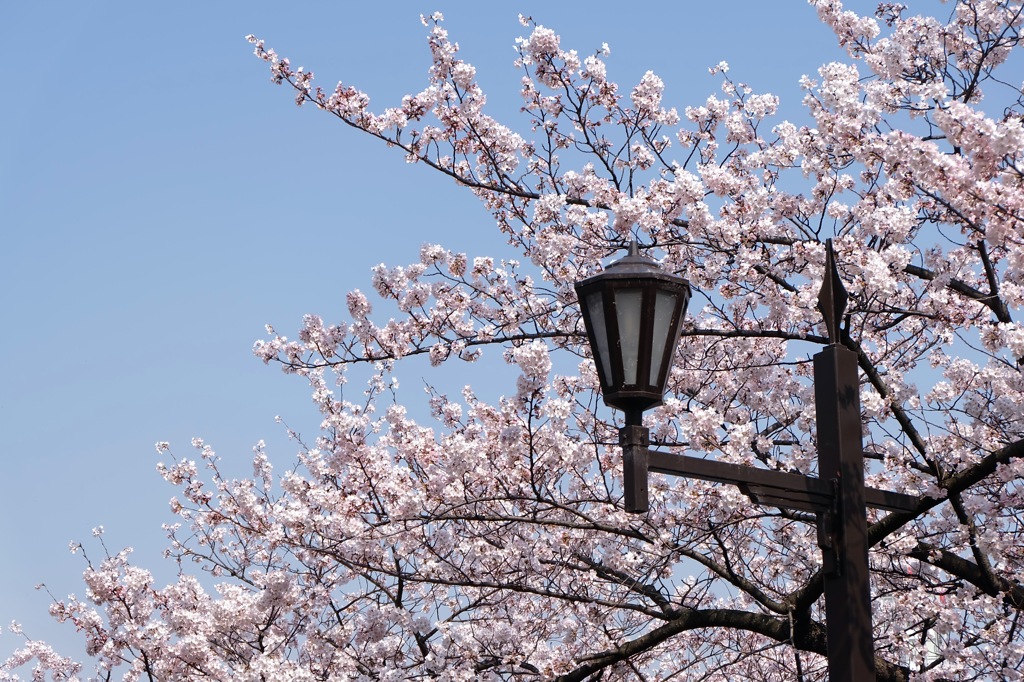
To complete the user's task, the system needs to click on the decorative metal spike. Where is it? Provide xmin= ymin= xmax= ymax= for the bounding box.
xmin=818 ymin=239 xmax=848 ymax=345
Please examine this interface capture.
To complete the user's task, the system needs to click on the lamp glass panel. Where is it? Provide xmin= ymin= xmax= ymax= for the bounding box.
xmin=614 ymin=288 xmax=644 ymax=385
xmin=585 ymin=292 xmax=613 ymax=385
xmin=649 ymin=291 xmax=678 ymax=386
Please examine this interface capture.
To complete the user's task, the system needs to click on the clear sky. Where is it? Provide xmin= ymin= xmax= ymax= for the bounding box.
xmin=0 ymin=0 xmax=864 ymax=665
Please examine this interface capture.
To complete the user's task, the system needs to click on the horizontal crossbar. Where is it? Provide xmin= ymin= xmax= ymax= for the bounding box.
xmin=646 ymin=450 xmax=920 ymax=514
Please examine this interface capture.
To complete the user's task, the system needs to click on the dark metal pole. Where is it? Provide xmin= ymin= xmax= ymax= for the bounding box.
xmin=813 ymin=239 xmax=875 ymax=681
xmin=621 ymin=409 xmax=650 ymax=513
xmin=814 ymin=342 xmax=876 ymax=681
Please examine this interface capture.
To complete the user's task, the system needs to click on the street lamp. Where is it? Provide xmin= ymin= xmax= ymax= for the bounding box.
xmin=574 ymin=240 xmax=691 ymax=424
xmin=575 ymin=240 xmax=919 ymax=682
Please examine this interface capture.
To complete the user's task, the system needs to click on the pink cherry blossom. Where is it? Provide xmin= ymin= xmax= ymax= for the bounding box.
xmin=8 ymin=2 xmax=1024 ymax=680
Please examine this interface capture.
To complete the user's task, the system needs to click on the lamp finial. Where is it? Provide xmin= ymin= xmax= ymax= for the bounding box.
xmin=818 ymin=239 xmax=848 ymax=345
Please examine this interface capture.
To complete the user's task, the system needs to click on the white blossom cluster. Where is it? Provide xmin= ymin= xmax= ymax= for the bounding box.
xmin=8 ymin=2 xmax=1024 ymax=679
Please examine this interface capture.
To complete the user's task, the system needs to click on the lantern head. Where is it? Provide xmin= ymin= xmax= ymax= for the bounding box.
xmin=574 ymin=242 xmax=691 ymax=416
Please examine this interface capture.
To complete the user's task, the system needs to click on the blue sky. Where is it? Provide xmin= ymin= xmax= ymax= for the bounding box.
xmin=1 ymin=0 xmax=862 ymax=664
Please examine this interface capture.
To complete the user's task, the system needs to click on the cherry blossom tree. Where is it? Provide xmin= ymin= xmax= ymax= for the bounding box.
xmin=6 ymin=1 xmax=1024 ymax=679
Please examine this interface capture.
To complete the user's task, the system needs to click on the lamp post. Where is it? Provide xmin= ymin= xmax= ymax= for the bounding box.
xmin=574 ymin=240 xmax=919 ymax=682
